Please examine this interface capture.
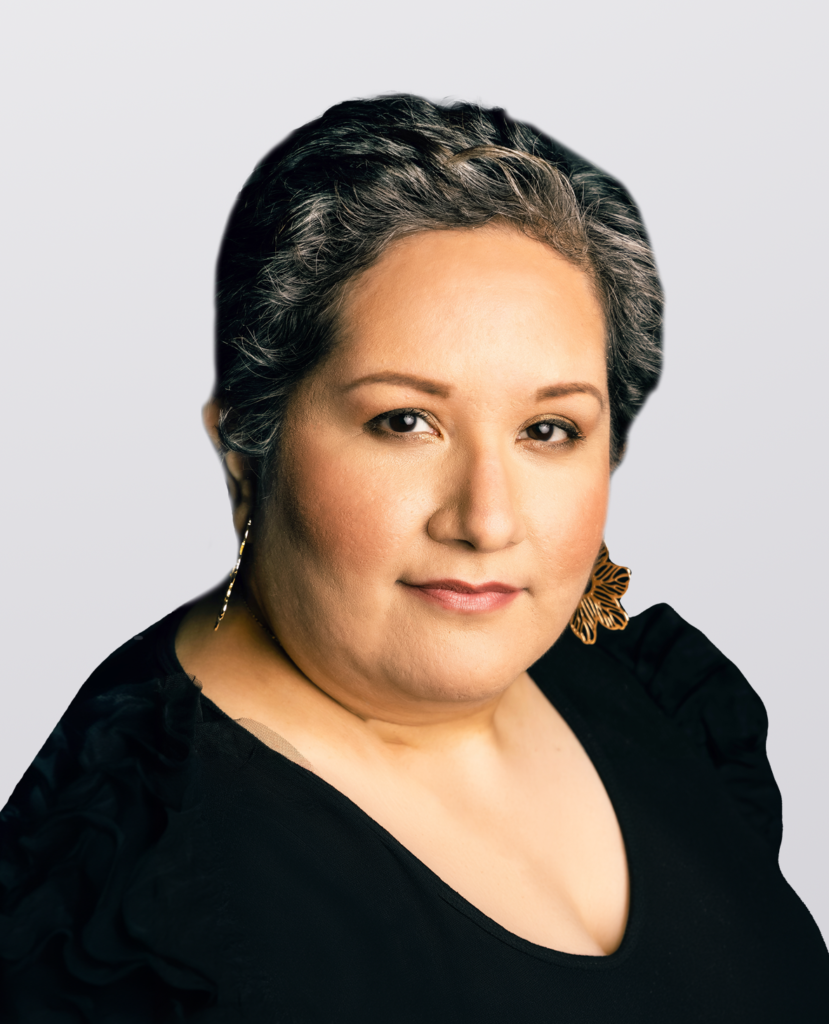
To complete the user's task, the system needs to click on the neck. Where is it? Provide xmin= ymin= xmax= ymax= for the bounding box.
xmin=210 ymin=583 xmax=528 ymax=757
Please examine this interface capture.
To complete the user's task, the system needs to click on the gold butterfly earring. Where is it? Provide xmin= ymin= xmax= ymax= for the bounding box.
xmin=569 ymin=542 xmax=631 ymax=645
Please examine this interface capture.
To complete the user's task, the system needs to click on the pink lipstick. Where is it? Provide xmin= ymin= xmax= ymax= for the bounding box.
xmin=402 ymin=579 xmax=521 ymax=613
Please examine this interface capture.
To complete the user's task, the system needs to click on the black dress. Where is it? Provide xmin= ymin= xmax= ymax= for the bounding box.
xmin=1 ymin=603 xmax=827 ymax=1022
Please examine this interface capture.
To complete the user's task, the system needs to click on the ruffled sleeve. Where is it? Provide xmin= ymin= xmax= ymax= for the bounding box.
xmin=0 ymin=674 xmax=217 ymax=1022
xmin=599 ymin=603 xmax=784 ymax=856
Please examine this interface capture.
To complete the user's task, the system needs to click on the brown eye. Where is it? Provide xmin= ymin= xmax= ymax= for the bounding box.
xmin=388 ymin=412 xmax=420 ymax=432
xmin=373 ymin=410 xmax=435 ymax=435
xmin=520 ymin=421 xmax=569 ymax=442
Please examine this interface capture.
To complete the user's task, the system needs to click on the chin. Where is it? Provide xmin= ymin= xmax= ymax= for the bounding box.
xmin=376 ymin=628 xmax=559 ymax=705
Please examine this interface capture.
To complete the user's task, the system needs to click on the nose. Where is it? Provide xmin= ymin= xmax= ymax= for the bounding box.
xmin=427 ymin=443 xmax=527 ymax=552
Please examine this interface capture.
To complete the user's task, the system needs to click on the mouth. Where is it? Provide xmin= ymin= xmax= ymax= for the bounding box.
xmin=400 ymin=579 xmax=522 ymax=614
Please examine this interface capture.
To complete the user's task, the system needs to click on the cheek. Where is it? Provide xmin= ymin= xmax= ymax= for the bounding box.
xmin=273 ymin=434 xmax=427 ymax=582
xmin=530 ymin=469 xmax=609 ymax=591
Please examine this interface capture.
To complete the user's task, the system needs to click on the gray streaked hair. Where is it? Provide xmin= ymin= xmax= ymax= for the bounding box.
xmin=215 ymin=95 xmax=663 ymax=475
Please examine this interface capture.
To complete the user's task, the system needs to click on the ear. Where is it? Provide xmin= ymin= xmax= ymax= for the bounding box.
xmin=203 ymin=400 xmax=256 ymax=535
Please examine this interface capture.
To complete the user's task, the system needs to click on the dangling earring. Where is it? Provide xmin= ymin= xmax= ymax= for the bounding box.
xmin=569 ymin=542 xmax=631 ymax=645
xmin=214 ymin=518 xmax=252 ymax=631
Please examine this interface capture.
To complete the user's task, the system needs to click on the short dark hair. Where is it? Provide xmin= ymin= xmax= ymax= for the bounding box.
xmin=215 ymin=94 xmax=663 ymax=473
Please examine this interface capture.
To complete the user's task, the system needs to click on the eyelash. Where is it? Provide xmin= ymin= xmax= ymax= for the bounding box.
xmin=366 ymin=408 xmax=438 ymax=436
xmin=521 ymin=418 xmax=584 ymax=445
xmin=366 ymin=408 xmax=584 ymax=446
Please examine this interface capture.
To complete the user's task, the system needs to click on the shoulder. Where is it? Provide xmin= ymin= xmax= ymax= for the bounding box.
xmin=2 ymin=602 xmax=200 ymax=831
xmin=77 ymin=602 xmax=191 ymax=702
xmin=0 ymin=611 xmax=216 ymax=1019
xmin=603 ymin=604 xmax=783 ymax=854
xmin=536 ymin=604 xmax=783 ymax=856
xmin=1 ymin=603 xmax=200 ymax=846
xmin=596 ymin=604 xmax=772 ymax=764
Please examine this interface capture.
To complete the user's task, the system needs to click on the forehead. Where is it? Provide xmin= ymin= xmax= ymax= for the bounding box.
xmin=330 ymin=225 xmax=608 ymax=395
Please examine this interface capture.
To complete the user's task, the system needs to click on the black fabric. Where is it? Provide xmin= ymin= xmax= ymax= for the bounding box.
xmin=1 ymin=603 xmax=827 ymax=1022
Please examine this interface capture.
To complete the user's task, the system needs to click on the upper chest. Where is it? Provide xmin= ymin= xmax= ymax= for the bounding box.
xmin=212 ymin=680 xmax=631 ymax=957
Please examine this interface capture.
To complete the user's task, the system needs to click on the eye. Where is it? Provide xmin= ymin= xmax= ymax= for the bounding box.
xmin=518 ymin=420 xmax=573 ymax=443
xmin=371 ymin=409 xmax=436 ymax=435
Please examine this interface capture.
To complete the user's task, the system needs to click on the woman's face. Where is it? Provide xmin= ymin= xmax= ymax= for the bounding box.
xmin=250 ymin=224 xmax=610 ymax=719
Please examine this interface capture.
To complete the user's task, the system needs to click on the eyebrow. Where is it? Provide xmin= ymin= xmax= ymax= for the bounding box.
xmin=340 ymin=373 xmax=453 ymax=398
xmin=535 ymin=382 xmax=605 ymax=409
xmin=341 ymin=372 xmax=604 ymax=409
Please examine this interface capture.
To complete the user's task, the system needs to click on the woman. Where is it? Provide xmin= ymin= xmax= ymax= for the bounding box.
xmin=1 ymin=95 xmax=827 ymax=1021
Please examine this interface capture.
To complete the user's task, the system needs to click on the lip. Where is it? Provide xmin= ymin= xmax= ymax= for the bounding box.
xmin=401 ymin=578 xmax=522 ymax=614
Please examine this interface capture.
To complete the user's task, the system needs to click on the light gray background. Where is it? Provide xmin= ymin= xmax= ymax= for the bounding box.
xmin=3 ymin=1 xmax=827 ymax=937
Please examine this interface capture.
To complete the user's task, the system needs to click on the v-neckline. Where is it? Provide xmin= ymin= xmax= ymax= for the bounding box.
xmin=194 ymin=669 xmax=642 ymax=969
xmin=164 ymin=599 xmax=641 ymax=966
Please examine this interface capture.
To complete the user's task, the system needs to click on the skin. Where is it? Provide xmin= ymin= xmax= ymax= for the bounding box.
xmin=178 ymin=224 xmax=629 ymax=956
